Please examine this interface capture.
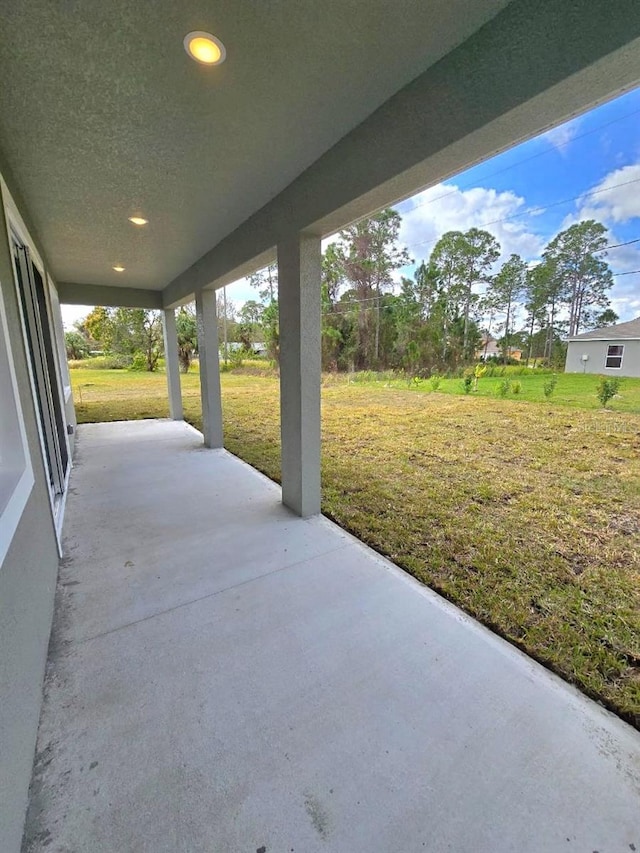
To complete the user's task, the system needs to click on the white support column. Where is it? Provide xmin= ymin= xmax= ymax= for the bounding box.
xmin=278 ymin=232 xmax=321 ymax=517
xmin=162 ymin=308 xmax=183 ymax=420
xmin=195 ymin=289 xmax=223 ymax=448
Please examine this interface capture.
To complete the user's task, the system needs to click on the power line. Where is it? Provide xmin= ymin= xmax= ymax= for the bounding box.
xmin=597 ymin=237 xmax=640 ymax=253
xmin=264 ymin=236 xmax=640 ymax=315
xmin=321 ymin=244 xmax=640 ymax=313
xmin=331 ymin=293 xmax=393 ymax=308
xmin=325 ymin=238 xmax=640 ymax=306
xmin=407 ymin=177 xmax=640 ymax=253
xmin=397 ymin=106 xmax=640 ymax=218
xmin=250 ymin=241 xmax=640 ymax=318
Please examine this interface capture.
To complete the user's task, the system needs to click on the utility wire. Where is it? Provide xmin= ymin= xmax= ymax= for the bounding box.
xmin=322 ymin=238 xmax=640 ymax=312
xmin=407 ymin=177 xmax=640 ymax=252
xmin=316 ymin=120 xmax=640 ymax=315
xmin=596 ymin=237 xmax=640 ymax=253
xmin=397 ymin=106 xmax=640 ymax=217
xmin=244 ymin=242 xmax=639 ymax=317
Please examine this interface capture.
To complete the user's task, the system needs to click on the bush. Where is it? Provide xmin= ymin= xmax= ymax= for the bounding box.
xmin=461 ymin=374 xmax=473 ymax=394
xmin=218 ymin=348 xmax=245 ymax=371
xmin=511 ymin=380 xmax=522 ymax=395
xmin=429 ymin=374 xmax=441 ymax=391
xmin=596 ymin=377 xmax=621 ymax=408
xmin=129 ymin=351 xmax=148 ymax=371
xmin=70 ymin=354 xmax=131 ymax=370
xmin=483 ymin=355 xmax=522 ymax=367
xmin=229 ymin=348 xmax=244 ymax=369
xmin=497 ymin=379 xmax=511 ymax=398
xmin=543 ymin=375 xmax=558 ymax=399
xmin=65 ymin=331 xmax=89 ymax=360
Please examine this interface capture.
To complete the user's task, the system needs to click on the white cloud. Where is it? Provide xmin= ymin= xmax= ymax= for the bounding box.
xmin=542 ymin=117 xmax=582 ymax=155
xmin=605 ymin=238 xmax=640 ymax=273
xmin=397 ymin=182 xmax=544 ymax=265
xmin=573 ymin=163 xmax=640 ymax=224
xmin=558 ymin=163 xmax=640 ymax=321
xmin=611 ymin=294 xmax=640 ymax=318
xmin=228 ymin=169 xmax=640 ymax=321
xmin=606 ymin=242 xmax=640 ymax=321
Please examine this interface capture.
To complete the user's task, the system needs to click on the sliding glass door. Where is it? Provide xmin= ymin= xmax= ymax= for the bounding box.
xmin=13 ymin=242 xmax=69 ymax=516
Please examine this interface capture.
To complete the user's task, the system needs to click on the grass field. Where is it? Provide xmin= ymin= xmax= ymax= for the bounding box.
xmin=334 ymin=367 xmax=640 ymax=412
xmin=71 ymin=364 xmax=640 ymax=726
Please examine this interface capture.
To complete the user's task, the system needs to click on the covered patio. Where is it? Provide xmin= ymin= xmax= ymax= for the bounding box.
xmin=2 ymin=2 xmax=640 ymax=850
xmin=23 ymin=420 xmax=640 ymax=852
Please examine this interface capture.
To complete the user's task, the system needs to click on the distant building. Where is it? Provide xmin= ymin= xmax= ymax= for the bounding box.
xmin=219 ymin=341 xmax=268 ymax=359
xmin=565 ymin=317 xmax=640 ymax=378
xmin=476 ymin=337 xmax=522 ymax=361
xmin=476 ymin=337 xmax=500 ymax=359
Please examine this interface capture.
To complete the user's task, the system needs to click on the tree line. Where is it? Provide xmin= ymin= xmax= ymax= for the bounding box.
xmin=241 ymin=212 xmax=617 ymax=373
xmin=66 ymin=211 xmax=619 ymax=373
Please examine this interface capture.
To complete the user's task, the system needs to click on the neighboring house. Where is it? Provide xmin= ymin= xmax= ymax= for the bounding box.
xmin=476 ymin=337 xmax=500 ymax=359
xmin=218 ymin=341 xmax=267 ymax=359
xmin=476 ymin=337 xmax=522 ymax=361
xmin=565 ymin=317 xmax=640 ymax=378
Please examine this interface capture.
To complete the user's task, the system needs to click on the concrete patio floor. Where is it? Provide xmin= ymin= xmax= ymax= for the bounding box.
xmin=24 ymin=419 xmax=640 ymax=852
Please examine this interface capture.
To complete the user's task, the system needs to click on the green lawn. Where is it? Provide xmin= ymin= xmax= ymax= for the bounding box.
xmin=340 ymin=368 xmax=640 ymax=412
xmin=71 ymin=364 xmax=640 ymax=726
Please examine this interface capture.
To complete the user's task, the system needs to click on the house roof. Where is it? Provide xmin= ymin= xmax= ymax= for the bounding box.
xmin=569 ymin=317 xmax=640 ymax=341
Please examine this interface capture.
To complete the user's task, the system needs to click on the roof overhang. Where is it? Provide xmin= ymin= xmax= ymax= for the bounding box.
xmin=1 ymin=0 xmax=639 ymax=310
xmin=568 ymin=337 xmax=640 ymax=343
xmin=162 ymin=0 xmax=640 ymax=306
xmin=56 ymin=283 xmax=162 ymax=309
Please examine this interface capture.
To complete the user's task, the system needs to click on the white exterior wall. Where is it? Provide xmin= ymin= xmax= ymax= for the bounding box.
xmin=565 ymin=339 xmax=640 ymax=378
xmin=0 ymin=176 xmax=73 ymax=852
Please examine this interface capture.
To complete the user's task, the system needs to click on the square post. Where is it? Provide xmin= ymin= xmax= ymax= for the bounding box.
xmin=195 ymin=289 xmax=223 ymax=448
xmin=162 ymin=308 xmax=183 ymax=420
xmin=278 ymin=232 xmax=321 ymax=517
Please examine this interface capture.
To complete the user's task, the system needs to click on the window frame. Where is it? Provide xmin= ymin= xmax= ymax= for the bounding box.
xmin=605 ymin=343 xmax=624 ymax=370
xmin=0 ymin=279 xmax=34 ymax=569
xmin=2 ymin=177 xmax=70 ymax=554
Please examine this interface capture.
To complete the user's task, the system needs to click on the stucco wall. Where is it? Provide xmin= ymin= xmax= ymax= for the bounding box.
xmin=565 ymin=339 xmax=640 ymax=378
xmin=0 ymin=491 xmax=58 ymax=852
xmin=0 ymin=193 xmax=60 ymax=851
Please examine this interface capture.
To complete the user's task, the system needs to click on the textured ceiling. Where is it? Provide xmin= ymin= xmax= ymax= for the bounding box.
xmin=0 ymin=0 xmax=511 ymax=290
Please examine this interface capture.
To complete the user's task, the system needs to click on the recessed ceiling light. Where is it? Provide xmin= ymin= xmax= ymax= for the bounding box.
xmin=113 ymin=264 xmax=125 ymax=272
xmin=128 ymin=216 xmax=148 ymax=226
xmin=184 ymin=31 xmax=226 ymax=66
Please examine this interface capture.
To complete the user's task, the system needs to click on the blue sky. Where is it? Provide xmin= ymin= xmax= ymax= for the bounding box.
xmin=391 ymin=86 xmax=640 ymax=322
xmin=63 ymin=86 xmax=640 ymax=328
